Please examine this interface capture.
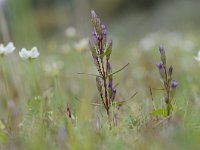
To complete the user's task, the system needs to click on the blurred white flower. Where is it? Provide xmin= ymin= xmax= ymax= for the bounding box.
xmin=74 ymin=38 xmax=89 ymax=52
xmin=19 ymin=47 xmax=40 ymax=59
xmin=0 ymin=42 xmax=15 ymax=56
xmin=138 ymin=33 xmax=159 ymax=51
xmin=194 ymin=51 xmax=200 ymax=62
xmin=44 ymin=61 xmax=64 ymax=77
xmin=65 ymin=27 xmax=77 ymax=39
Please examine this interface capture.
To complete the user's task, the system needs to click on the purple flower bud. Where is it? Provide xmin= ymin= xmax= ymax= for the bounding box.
xmin=159 ymin=44 xmax=166 ymax=64
xmin=101 ymin=24 xmax=107 ymax=45
xmin=170 ymin=80 xmax=178 ymax=91
xmin=91 ymin=10 xmax=97 ymax=18
xmin=106 ymin=62 xmax=112 ymax=74
xmin=106 ymin=39 xmax=112 ymax=60
xmin=92 ymin=31 xmax=98 ymax=46
xmin=168 ymin=65 xmax=173 ymax=77
xmin=159 ymin=44 xmax=165 ymax=55
xmin=91 ymin=10 xmax=97 ymax=25
xmin=111 ymin=88 xmax=116 ymax=101
xmin=156 ymin=62 xmax=165 ymax=78
xmin=96 ymin=76 xmax=102 ymax=94
xmin=170 ymin=80 xmax=178 ymax=99
xmin=95 ymin=18 xmax=101 ymax=35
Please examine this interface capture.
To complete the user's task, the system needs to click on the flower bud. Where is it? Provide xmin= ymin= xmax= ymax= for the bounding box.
xmin=159 ymin=44 xmax=166 ymax=64
xmin=91 ymin=10 xmax=97 ymax=25
xmin=106 ymin=39 xmax=112 ymax=60
xmin=111 ymin=88 xmax=116 ymax=101
xmin=170 ymin=80 xmax=178 ymax=98
xmin=106 ymin=62 xmax=112 ymax=75
xmin=101 ymin=24 xmax=107 ymax=46
xmin=170 ymin=80 xmax=178 ymax=91
xmin=168 ymin=65 xmax=173 ymax=76
xmin=92 ymin=31 xmax=98 ymax=46
xmin=156 ymin=62 xmax=165 ymax=78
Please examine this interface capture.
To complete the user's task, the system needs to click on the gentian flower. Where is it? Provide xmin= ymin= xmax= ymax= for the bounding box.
xmin=156 ymin=62 xmax=165 ymax=78
xmin=170 ymin=80 xmax=178 ymax=91
xmin=0 ymin=42 xmax=15 ymax=56
xmin=19 ymin=47 xmax=40 ymax=59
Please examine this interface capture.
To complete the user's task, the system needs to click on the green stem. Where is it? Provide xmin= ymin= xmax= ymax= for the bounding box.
xmin=1 ymin=56 xmax=9 ymax=97
xmin=29 ymin=59 xmax=38 ymax=95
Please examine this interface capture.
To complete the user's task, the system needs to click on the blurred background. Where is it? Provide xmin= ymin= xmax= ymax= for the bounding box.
xmin=1 ymin=0 xmax=200 ymax=45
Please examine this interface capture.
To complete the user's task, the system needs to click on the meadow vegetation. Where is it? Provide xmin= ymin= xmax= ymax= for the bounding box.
xmin=0 ymin=5 xmax=200 ymax=150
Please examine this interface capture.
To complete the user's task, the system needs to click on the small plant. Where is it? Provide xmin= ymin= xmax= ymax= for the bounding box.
xmin=89 ymin=10 xmax=128 ymax=117
xmin=152 ymin=45 xmax=178 ymax=117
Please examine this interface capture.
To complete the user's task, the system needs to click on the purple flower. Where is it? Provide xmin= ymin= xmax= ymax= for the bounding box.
xmin=92 ymin=31 xmax=98 ymax=46
xmin=159 ymin=44 xmax=166 ymax=64
xmin=156 ymin=62 xmax=165 ymax=78
xmin=101 ymin=24 xmax=107 ymax=45
xmin=106 ymin=39 xmax=112 ymax=60
xmin=106 ymin=62 xmax=112 ymax=74
xmin=91 ymin=10 xmax=97 ymax=18
xmin=111 ymin=88 xmax=116 ymax=101
xmin=168 ymin=65 xmax=173 ymax=77
xmin=159 ymin=44 xmax=165 ymax=55
xmin=170 ymin=80 xmax=178 ymax=90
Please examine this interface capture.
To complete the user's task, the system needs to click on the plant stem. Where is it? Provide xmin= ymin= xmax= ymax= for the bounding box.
xmin=1 ymin=56 xmax=9 ymax=97
xmin=29 ymin=59 xmax=38 ymax=95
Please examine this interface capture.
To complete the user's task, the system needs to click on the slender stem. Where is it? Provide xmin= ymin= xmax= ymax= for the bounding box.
xmin=29 ymin=59 xmax=38 ymax=95
xmin=163 ymin=64 xmax=171 ymax=116
xmin=1 ymin=56 xmax=9 ymax=97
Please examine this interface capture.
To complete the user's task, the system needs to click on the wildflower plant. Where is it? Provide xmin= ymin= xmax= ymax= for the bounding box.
xmin=0 ymin=42 xmax=15 ymax=96
xmin=88 ymin=10 xmax=128 ymax=117
xmin=153 ymin=45 xmax=178 ymax=116
xmin=19 ymin=47 xmax=40 ymax=95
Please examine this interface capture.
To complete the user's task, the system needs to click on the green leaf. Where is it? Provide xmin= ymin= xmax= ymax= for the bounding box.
xmin=106 ymin=63 xmax=129 ymax=78
xmin=99 ymin=48 xmax=112 ymax=59
xmin=150 ymin=109 xmax=166 ymax=116
xmin=0 ymin=131 xmax=7 ymax=144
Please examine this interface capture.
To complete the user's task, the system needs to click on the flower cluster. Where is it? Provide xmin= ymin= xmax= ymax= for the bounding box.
xmin=19 ymin=47 xmax=40 ymax=60
xmin=89 ymin=10 xmax=116 ymax=116
xmin=0 ymin=42 xmax=15 ymax=56
xmin=156 ymin=45 xmax=178 ymax=116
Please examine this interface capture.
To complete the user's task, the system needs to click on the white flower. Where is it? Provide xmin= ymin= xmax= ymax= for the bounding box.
xmin=74 ymin=38 xmax=89 ymax=52
xmin=194 ymin=51 xmax=200 ymax=62
xmin=0 ymin=42 xmax=15 ymax=56
xmin=19 ymin=47 xmax=40 ymax=59
xmin=65 ymin=27 xmax=76 ymax=39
